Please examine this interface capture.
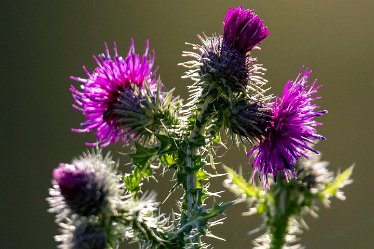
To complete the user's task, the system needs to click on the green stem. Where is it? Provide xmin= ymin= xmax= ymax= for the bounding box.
xmin=182 ymin=96 xmax=213 ymax=246
xmin=269 ymin=214 xmax=289 ymax=249
xmin=269 ymin=184 xmax=291 ymax=249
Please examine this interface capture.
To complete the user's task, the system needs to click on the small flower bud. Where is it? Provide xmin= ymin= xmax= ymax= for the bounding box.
xmin=229 ymin=100 xmax=272 ymax=141
xmin=71 ymin=223 xmax=107 ymax=249
xmin=56 ymin=222 xmax=107 ymax=249
xmin=52 ymin=163 xmax=107 ymax=216
xmin=48 ymin=150 xmax=122 ymax=220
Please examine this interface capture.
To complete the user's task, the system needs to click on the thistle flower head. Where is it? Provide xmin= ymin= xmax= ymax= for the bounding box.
xmin=223 ymin=6 xmax=269 ymax=55
xmin=181 ymin=7 xmax=270 ymax=109
xmin=48 ymin=150 xmax=123 ymax=219
xmin=248 ymin=67 xmax=327 ymax=188
xmin=70 ymin=39 xmax=158 ymax=147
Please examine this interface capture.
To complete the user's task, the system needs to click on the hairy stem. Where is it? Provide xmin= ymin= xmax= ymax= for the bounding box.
xmin=268 ymin=185 xmax=291 ymax=249
xmin=269 ymin=214 xmax=289 ymax=249
xmin=182 ymin=96 xmax=213 ymax=246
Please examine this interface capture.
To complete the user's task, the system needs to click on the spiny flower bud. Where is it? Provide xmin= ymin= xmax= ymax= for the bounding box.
xmin=71 ymin=223 xmax=107 ymax=249
xmin=114 ymin=83 xmax=182 ymax=143
xmin=298 ymin=153 xmax=333 ymax=193
xmin=52 ymin=163 xmax=107 ymax=217
xmin=228 ymin=100 xmax=272 ymax=141
xmin=48 ymin=150 xmax=122 ymax=220
xmin=56 ymin=222 xmax=107 ymax=249
xmin=200 ymin=36 xmax=261 ymax=91
xmin=181 ymin=6 xmax=270 ymax=106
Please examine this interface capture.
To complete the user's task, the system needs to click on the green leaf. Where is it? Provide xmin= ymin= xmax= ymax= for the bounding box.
xmin=213 ymin=133 xmax=221 ymax=143
xmin=178 ymin=202 xmax=233 ymax=234
xmin=192 ymin=155 xmax=204 ymax=171
xmin=224 ymin=166 xmax=259 ymax=198
xmin=196 ymin=168 xmax=209 ymax=189
xmin=159 ymin=152 xmax=178 ymax=166
xmin=123 ymin=173 xmax=141 ymax=194
xmin=322 ymin=165 xmax=354 ymax=197
xmin=125 ymin=142 xmax=158 ymax=195
xmin=128 ymin=142 xmax=158 ymax=167
xmin=155 ymin=134 xmax=173 ymax=154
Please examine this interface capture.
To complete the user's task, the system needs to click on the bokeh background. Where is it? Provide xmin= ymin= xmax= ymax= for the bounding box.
xmin=1 ymin=0 xmax=373 ymax=248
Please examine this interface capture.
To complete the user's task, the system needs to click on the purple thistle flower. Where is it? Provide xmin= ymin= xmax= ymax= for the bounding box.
xmin=247 ymin=67 xmax=327 ymax=188
xmin=223 ymin=6 xmax=269 ymax=55
xmin=70 ymin=39 xmax=157 ymax=147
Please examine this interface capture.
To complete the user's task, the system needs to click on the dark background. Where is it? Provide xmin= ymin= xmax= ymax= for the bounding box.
xmin=1 ymin=0 xmax=373 ymax=248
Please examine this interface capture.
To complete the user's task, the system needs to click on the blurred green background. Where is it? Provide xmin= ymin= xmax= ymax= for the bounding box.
xmin=1 ymin=0 xmax=373 ymax=248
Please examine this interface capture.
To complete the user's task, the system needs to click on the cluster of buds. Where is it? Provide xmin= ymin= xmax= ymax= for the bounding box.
xmin=48 ymin=150 xmax=173 ymax=249
xmin=48 ymin=151 xmax=122 ymax=248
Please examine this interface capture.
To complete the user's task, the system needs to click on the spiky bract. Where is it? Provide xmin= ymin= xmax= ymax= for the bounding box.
xmin=227 ymin=100 xmax=272 ymax=143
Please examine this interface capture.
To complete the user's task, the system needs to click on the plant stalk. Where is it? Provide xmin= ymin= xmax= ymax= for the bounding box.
xmin=182 ymin=96 xmax=213 ymax=246
xmin=269 ymin=214 xmax=289 ymax=249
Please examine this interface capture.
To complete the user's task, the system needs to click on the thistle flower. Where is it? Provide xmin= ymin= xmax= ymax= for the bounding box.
xmin=70 ymin=39 xmax=158 ymax=147
xmin=248 ymin=67 xmax=327 ymax=187
xmin=223 ymin=6 xmax=269 ymax=55
xmin=55 ymin=222 xmax=107 ymax=249
xmin=48 ymin=150 xmax=123 ymax=220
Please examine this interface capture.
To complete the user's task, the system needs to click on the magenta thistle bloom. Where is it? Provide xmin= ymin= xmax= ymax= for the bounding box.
xmin=70 ymin=39 xmax=157 ymax=146
xmin=223 ymin=6 xmax=269 ymax=55
xmin=248 ymin=67 xmax=327 ymax=187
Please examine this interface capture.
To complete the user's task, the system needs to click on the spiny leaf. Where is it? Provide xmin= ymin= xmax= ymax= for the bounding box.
xmin=159 ymin=152 xmax=178 ymax=166
xmin=196 ymin=168 xmax=209 ymax=189
xmin=178 ymin=202 xmax=233 ymax=235
xmin=224 ymin=166 xmax=259 ymax=198
xmin=128 ymin=142 xmax=158 ymax=167
xmin=322 ymin=165 xmax=354 ymax=197
xmin=155 ymin=134 xmax=173 ymax=154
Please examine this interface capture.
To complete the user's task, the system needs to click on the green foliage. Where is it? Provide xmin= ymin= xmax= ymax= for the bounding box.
xmin=124 ymin=142 xmax=158 ymax=195
xmin=321 ymin=165 xmax=354 ymax=201
xmin=178 ymin=202 xmax=233 ymax=235
xmin=224 ymin=157 xmax=354 ymax=249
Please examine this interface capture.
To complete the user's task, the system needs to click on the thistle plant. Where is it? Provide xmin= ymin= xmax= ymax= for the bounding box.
xmin=47 ymin=5 xmax=353 ymax=249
